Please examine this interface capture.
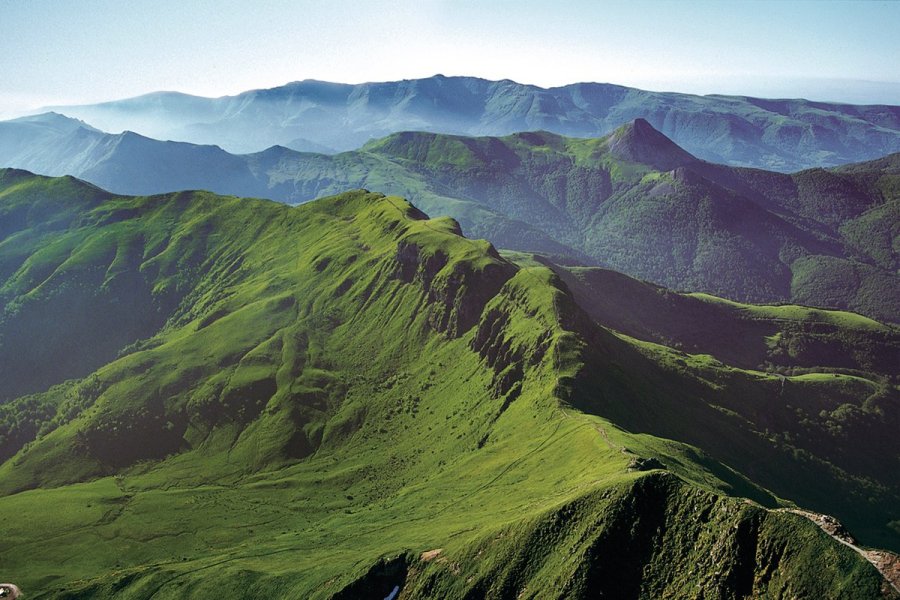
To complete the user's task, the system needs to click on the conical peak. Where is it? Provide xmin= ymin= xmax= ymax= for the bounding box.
xmin=607 ymin=118 xmax=697 ymax=170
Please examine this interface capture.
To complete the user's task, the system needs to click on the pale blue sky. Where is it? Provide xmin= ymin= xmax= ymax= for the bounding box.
xmin=1 ymin=0 xmax=898 ymax=116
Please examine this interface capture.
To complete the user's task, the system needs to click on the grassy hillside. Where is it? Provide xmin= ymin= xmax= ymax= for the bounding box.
xmin=0 ymin=171 xmax=897 ymax=598
xmin=3 ymin=117 xmax=898 ymax=322
xmin=0 ymin=115 xmax=582 ymax=264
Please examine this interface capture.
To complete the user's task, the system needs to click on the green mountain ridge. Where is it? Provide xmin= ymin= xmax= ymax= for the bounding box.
xmin=0 ymin=171 xmax=897 ymax=598
xmin=358 ymin=126 xmax=900 ymax=323
xmin=3 ymin=115 xmax=898 ymax=322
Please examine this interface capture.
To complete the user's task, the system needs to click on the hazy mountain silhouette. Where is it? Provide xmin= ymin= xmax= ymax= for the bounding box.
xmin=46 ymin=75 xmax=900 ymax=171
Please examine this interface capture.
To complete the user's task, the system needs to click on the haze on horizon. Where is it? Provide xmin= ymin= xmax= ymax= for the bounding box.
xmin=1 ymin=0 xmax=899 ymax=119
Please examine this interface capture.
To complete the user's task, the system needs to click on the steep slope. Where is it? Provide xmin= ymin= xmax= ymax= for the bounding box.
xmin=0 ymin=172 xmax=897 ymax=598
xmin=47 ymin=75 xmax=900 ymax=170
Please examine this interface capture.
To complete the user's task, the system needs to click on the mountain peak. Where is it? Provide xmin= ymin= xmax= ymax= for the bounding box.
xmin=606 ymin=118 xmax=697 ymax=170
xmin=629 ymin=117 xmax=654 ymax=131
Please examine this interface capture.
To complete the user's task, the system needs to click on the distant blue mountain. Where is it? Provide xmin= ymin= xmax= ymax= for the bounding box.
xmin=45 ymin=75 xmax=900 ymax=171
xmin=0 ymin=113 xmax=264 ymax=196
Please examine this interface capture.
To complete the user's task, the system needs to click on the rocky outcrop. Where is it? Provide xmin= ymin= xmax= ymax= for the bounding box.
xmin=394 ymin=240 xmax=515 ymax=337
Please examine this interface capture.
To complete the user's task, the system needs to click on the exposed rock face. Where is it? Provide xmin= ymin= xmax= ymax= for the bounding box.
xmin=870 ymin=551 xmax=900 ymax=597
xmin=627 ymin=456 xmax=667 ymax=472
xmin=394 ymin=240 xmax=515 ymax=337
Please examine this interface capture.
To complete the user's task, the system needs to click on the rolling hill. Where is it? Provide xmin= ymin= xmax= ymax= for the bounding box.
xmin=0 ymin=170 xmax=897 ymax=598
xmin=45 ymin=75 xmax=900 ymax=171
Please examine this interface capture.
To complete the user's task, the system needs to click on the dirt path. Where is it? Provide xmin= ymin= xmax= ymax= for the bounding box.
xmin=560 ymin=407 xmax=626 ymax=453
xmin=780 ymin=508 xmax=900 ymax=595
xmin=593 ymin=424 xmax=628 ymax=454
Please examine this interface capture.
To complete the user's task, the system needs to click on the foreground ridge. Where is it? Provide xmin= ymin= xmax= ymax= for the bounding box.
xmin=0 ymin=171 xmax=896 ymax=598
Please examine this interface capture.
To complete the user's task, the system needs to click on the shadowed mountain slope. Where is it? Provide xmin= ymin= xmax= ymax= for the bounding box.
xmin=501 ymin=252 xmax=899 ymax=378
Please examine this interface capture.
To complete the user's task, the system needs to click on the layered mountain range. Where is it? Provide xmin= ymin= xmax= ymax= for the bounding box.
xmin=0 ymin=170 xmax=897 ymax=597
xmin=44 ymin=75 xmax=900 ymax=171
xmin=2 ymin=76 xmax=899 ymax=598
xmin=2 ymin=112 xmax=898 ymax=323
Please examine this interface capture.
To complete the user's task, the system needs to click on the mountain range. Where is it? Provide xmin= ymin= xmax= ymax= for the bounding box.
xmin=0 ymin=170 xmax=897 ymax=597
xmin=2 ymin=112 xmax=898 ymax=323
xmin=45 ymin=75 xmax=900 ymax=171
